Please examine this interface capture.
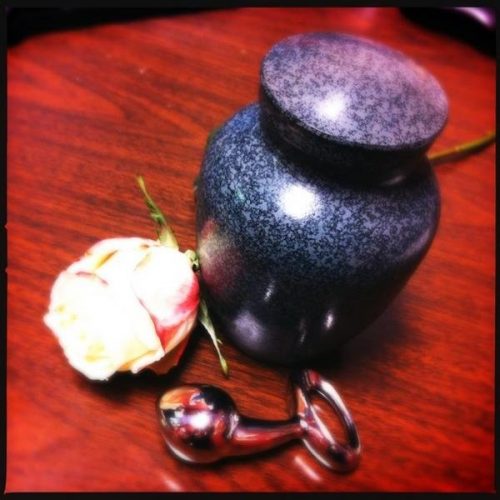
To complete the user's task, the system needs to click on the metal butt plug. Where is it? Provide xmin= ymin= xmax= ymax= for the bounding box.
xmin=157 ymin=369 xmax=361 ymax=471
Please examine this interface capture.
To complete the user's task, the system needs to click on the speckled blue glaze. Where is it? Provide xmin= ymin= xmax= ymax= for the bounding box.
xmin=195 ymin=33 xmax=445 ymax=365
xmin=261 ymin=33 xmax=448 ymax=183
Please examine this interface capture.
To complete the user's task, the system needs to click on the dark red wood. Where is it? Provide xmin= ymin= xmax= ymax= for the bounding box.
xmin=7 ymin=7 xmax=495 ymax=492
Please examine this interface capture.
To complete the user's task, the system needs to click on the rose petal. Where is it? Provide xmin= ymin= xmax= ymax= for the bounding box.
xmin=132 ymin=246 xmax=199 ymax=351
xmin=81 ymin=239 xmax=164 ymax=354
xmin=44 ymin=237 xmax=200 ymax=381
xmin=68 ymin=237 xmax=158 ymax=275
xmin=44 ymin=269 xmax=161 ymax=381
xmin=145 ymin=336 xmax=191 ymax=375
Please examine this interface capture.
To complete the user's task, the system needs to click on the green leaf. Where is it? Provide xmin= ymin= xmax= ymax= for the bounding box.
xmin=185 ymin=249 xmax=200 ymax=272
xmin=198 ymin=298 xmax=229 ymax=377
xmin=137 ymin=175 xmax=179 ymax=249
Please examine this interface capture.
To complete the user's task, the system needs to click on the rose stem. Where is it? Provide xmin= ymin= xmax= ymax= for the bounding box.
xmin=428 ymin=130 xmax=496 ymax=166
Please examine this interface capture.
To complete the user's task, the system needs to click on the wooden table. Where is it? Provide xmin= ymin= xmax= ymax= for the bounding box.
xmin=7 ymin=7 xmax=495 ymax=492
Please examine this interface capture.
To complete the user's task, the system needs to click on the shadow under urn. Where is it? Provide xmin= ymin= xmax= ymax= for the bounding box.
xmin=195 ymin=33 xmax=447 ymax=365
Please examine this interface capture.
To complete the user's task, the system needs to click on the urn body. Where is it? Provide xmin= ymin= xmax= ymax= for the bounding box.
xmin=195 ymin=33 xmax=446 ymax=365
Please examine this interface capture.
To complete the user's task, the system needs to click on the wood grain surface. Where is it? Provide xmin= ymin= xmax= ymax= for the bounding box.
xmin=6 ymin=7 xmax=496 ymax=492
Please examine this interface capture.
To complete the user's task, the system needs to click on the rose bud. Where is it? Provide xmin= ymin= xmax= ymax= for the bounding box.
xmin=44 ymin=237 xmax=199 ymax=381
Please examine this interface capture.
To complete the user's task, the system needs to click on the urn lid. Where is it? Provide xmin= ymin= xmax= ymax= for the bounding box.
xmin=260 ymin=33 xmax=448 ymax=182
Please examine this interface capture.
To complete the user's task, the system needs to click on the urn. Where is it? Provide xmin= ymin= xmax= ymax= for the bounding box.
xmin=195 ymin=33 xmax=447 ymax=365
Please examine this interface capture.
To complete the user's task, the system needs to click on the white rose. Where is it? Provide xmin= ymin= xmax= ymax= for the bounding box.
xmin=44 ymin=237 xmax=200 ymax=381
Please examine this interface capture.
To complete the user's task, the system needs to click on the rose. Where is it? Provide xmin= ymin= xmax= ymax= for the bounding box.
xmin=44 ymin=237 xmax=199 ymax=381
xmin=44 ymin=176 xmax=228 ymax=381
